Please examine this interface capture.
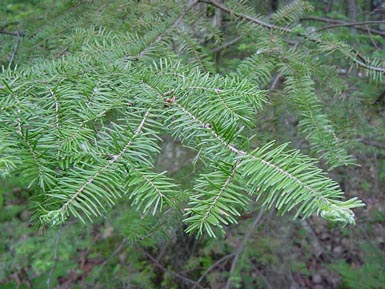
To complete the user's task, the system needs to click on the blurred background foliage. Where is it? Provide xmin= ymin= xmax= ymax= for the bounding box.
xmin=0 ymin=0 xmax=384 ymax=288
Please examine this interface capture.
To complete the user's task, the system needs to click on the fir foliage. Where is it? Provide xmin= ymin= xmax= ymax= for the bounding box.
xmin=0 ymin=0 xmax=372 ymax=238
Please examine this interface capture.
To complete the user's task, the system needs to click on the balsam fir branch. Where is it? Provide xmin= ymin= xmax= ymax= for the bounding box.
xmin=271 ymin=0 xmax=313 ymax=25
xmin=0 ymin=0 xmax=369 ymax=238
xmin=284 ymin=74 xmax=355 ymax=168
xmin=200 ymin=0 xmax=385 ymax=78
xmin=236 ymin=43 xmax=354 ymax=168
xmin=172 ymin=92 xmax=363 ymax=235
xmin=184 ymin=160 xmax=246 ymax=238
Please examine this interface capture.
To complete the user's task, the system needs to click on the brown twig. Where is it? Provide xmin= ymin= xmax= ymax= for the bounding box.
xmin=211 ymin=36 xmax=242 ymax=53
xmin=366 ymin=24 xmax=381 ymax=49
xmin=361 ymin=138 xmax=385 ymax=149
xmin=192 ymin=253 xmax=235 ymax=289
xmin=373 ymin=88 xmax=385 ymax=105
xmin=268 ymin=72 xmax=283 ymax=93
xmin=100 ymin=239 xmax=128 ymax=267
xmin=268 ymin=42 xmax=299 ymax=93
xmin=141 ymin=249 xmax=205 ymax=289
xmin=0 ymin=30 xmax=24 ymax=37
xmin=8 ymin=31 xmax=22 ymax=68
xmin=302 ymin=16 xmax=385 ymax=36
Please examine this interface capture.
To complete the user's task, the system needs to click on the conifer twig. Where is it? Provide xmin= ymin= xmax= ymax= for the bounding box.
xmin=135 ymin=0 xmax=199 ymax=59
xmin=59 ymin=108 xmax=152 ymax=215
xmin=199 ymin=0 xmax=385 ymax=73
xmin=198 ymin=160 xmax=242 ymax=228
xmin=175 ymin=102 xmax=330 ymax=203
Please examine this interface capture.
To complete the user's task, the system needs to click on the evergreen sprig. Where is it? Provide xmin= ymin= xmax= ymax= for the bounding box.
xmin=0 ymin=0 xmax=368 ymax=237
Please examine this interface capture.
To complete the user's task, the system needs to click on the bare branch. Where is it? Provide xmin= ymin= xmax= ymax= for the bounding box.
xmin=141 ymin=249 xmax=205 ymax=289
xmin=8 ymin=31 xmax=22 ymax=68
xmin=211 ymin=36 xmax=241 ymax=53
xmin=361 ymin=138 xmax=385 ymax=149
xmin=0 ymin=30 xmax=24 ymax=37
xmin=302 ymin=16 xmax=385 ymax=36
xmin=193 ymin=253 xmax=235 ymax=289
xmin=100 ymin=239 xmax=128 ymax=267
